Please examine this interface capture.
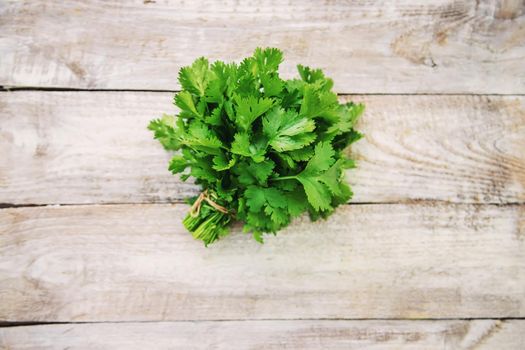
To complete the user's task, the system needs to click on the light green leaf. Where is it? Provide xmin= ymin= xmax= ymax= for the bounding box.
xmin=263 ymin=108 xmax=316 ymax=152
xmin=235 ymin=95 xmax=274 ymax=130
xmin=212 ymin=152 xmax=236 ymax=171
xmin=178 ymin=57 xmax=210 ymax=96
xmin=174 ymin=91 xmax=202 ymax=118
xmin=302 ymin=142 xmax=335 ymax=175
xmin=231 ymin=132 xmax=266 ymax=162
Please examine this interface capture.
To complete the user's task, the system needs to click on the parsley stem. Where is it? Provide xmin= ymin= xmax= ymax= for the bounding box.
xmin=272 ymin=175 xmax=297 ymax=181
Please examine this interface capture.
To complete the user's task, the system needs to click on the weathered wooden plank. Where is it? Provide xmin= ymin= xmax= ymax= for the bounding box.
xmin=0 ymin=203 xmax=523 ymax=322
xmin=1 ymin=1 xmax=524 ymax=93
xmin=1 ymin=92 xmax=524 ymax=205
xmin=1 ymin=320 xmax=524 ymax=349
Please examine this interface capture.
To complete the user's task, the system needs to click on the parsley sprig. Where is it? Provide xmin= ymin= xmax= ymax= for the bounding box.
xmin=149 ymin=48 xmax=364 ymax=245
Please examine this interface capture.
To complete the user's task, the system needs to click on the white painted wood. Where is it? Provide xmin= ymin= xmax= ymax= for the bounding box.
xmin=1 ymin=1 xmax=524 ymax=93
xmin=1 ymin=320 xmax=524 ymax=349
xmin=1 ymin=92 xmax=524 ymax=205
xmin=0 ymin=203 xmax=523 ymax=322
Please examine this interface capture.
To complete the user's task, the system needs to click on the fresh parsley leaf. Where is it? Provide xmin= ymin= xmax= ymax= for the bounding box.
xmin=212 ymin=151 xmax=236 ymax=171
xmin=174 ymin=91 xmax=203 ymax=118
xmin=148 ymin=114 xmax=182 ymax=151
xmin=231 ymin=132 xmax=266 ymax=162
xmin=178 ymin=57 xmax=210 ymax=96
xmin=263 ymin=107 xmax=316 ymax=152
xmin=234 ymin=95 xmax=274 ymax=131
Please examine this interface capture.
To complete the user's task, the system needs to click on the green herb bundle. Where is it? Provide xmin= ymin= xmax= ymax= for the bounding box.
xmin=149 ymin=48 xmax=364 ymax=245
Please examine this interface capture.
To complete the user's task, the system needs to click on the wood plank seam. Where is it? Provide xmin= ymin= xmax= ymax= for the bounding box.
xmin=3 ymin=317 xmax=525 ymax=326
xmin=1 ymin=202 xmax=524 ymax=210
xmin=2 ymin=87 xmax=525 ymax=96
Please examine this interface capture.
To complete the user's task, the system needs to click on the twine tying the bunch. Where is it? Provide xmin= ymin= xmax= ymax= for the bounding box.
xmin=189 ymin=189 xmax=229 ymax=217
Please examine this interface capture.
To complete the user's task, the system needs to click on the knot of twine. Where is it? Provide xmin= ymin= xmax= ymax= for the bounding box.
xmin=189 ymin=189 xmax=229 ymax=217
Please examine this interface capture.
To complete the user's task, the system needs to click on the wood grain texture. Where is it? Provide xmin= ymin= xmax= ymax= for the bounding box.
xmin=1 ymin=0 xmax=524 ymax=93
xmin=1 ymin=320 xmax=524 ymax=349
xmin=1 ymin=203 xmax=523 ymax=322
xmin=1 ymin=91 xmax=524 ymax=205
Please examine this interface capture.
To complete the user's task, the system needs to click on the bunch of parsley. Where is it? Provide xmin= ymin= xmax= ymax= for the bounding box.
xmin=149 ymin=48 xmax=363 ymax=245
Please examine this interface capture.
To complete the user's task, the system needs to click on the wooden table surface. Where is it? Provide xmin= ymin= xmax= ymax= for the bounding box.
xmin=1 ymin=1 xmax=524 ymax=349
